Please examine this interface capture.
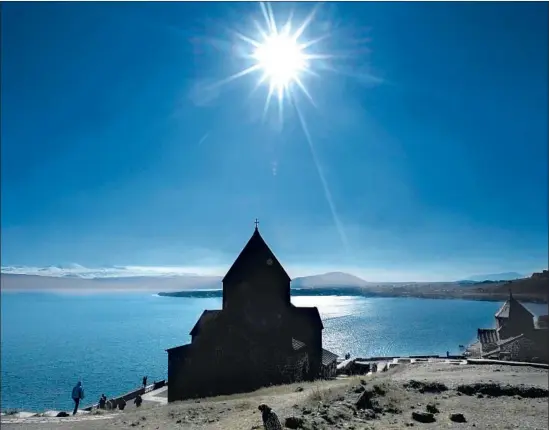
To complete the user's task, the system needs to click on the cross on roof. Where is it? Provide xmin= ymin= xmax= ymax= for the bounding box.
xmin=254 ymin=218 xmax=259 ymax=229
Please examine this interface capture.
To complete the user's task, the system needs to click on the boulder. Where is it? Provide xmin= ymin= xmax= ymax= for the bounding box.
xmin=426 ymin=403 xmax=440 ymax=414
xmin=285 ymin=416 xmax=305 ymax=429
xmin=412 ymin=411 xmax=436 ymax=423
xmin=450 ymin=413 xmax=467 ymax=423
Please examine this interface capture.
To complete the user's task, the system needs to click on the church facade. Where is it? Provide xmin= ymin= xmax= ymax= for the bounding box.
xmin=166 ymin=224 xmax=329 ymax=402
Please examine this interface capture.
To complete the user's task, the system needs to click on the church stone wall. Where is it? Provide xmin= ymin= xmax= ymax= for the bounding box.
xmin=169 ymin=340 xmax=310 ymax=401
xmin=496 ymin=333 xmax=548 ymax=363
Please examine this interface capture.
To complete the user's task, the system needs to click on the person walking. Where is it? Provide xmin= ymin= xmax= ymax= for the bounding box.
xmin=142 ymin=376 xmax=148 ymax=388
xmin=71 ymin=381 xmax=85 ymax=415
xmin=98 ymin=394 xmax=107 ymax=409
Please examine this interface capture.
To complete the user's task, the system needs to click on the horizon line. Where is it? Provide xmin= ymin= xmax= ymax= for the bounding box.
xmin=0 ymin=264 xmax=538 ymax=283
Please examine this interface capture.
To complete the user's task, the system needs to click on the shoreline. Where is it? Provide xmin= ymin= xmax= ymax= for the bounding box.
xmin=158 ymin=288 xmax=548 ymax=304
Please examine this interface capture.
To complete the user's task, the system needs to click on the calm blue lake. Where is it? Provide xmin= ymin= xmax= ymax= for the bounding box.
xmin=1 ymin=292 xmax=546 ymax=412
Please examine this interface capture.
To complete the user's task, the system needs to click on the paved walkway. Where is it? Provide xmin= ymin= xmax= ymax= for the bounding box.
xmin=142 ymin=386 xmax=168 ymax=405
xmin=1 ymin=414 xmax=115 ymax=425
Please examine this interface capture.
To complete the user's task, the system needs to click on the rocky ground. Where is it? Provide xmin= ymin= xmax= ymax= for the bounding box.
xmin=2 ymin=362 xmax=548 ymax=430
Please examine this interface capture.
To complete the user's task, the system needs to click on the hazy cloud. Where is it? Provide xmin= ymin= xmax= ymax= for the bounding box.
xmin=0 ymin=264 xmax=223 ymax=279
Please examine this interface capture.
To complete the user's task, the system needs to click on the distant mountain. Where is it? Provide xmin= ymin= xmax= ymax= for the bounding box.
xmin=479 ymin=270 xmax=549 ymax=301
xmin=464 ymin=272 xmax=524 ymax=282
xmin=291 ymin=272 xmax=368 ymax=288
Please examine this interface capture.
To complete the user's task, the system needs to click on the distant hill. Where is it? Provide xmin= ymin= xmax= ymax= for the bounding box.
xmin=464 ymin=270 xmax=548 ymax=303
xmin=464 ymin=272 xmax=524 ymax=282
xmin=3 ymin=270 xmax=547 ymax=304
xmin=291 ymin=272 xmax=369 ymax=288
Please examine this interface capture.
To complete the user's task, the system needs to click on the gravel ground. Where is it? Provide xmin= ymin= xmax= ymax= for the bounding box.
xmin=2 ymin=363 xmax=548 ymax=430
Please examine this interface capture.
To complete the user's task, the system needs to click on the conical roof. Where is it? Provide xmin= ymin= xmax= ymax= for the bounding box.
xmin=222 ymin=226 xmax=291 ymax=284
xmin=495 ymin=292 xmax=534 ymax=319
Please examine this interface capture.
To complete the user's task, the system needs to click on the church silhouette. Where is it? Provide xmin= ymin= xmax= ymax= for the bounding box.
xmin=166 ymin=222 xmax=336 ymax=401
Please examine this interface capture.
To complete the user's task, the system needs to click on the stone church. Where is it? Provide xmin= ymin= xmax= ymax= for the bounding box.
xmin=477 ymin=292 xmax=548 ymax=362
xmin=166 ymin=224 xmax=332 ymax=402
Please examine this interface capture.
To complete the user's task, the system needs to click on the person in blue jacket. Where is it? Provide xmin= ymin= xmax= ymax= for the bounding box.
xmin=71 ymin=381 xmax=85 ymax=415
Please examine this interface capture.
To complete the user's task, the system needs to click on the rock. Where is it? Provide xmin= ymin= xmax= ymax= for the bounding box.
xmin=355 ymin=389 xmax=376 ymax=410
xmin=412 ymin=411 xmax=436 ymax=423
xmin=405 ymin=380 xmax=448 ymax=393
xmin=373 ymin=385 xmax=386 ymax=396
xmin=330 ymin=404 xmax=354 ymax=421
xmin=426 ymin=403 xmax=440 ymax=414
xmin=319 ymin=411 xmax=335 ymax=424
xmin=285 ymin=416 xmax=305 ymax=429
xmin=457 ymin=383 xmax=548 ymax=398
xmin=450 ymin=413 xmax=467 ymax=423
xmin=56 ymin=412 xmax=70 ymax=417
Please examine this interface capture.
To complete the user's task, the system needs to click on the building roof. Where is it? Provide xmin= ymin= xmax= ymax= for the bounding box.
xmin=222 ymin=227 xmax=291 ymax=284
xmin=166 ymin=344 xmax=191 ymax=353
xmin=494 ymin=294 xmax=534 ymax=319
xmin=292 ymin=338 xmax=307 ymax=351
xmin=481 ymin=334 xmax=526 ymax=358
xmin=477 ymin=328 xmax=498 ymax=345
xmin=189 ymin=310 xmax=221 ymax=336
xmin=495 ymin=301 xmax=511 ymax=318
xmin=290 ymin=305 xmax=324 ymax=330
xmin=321 ymin=348 xmax=338 ymax=366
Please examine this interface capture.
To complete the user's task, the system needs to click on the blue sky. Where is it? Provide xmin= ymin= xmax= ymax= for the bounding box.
xmin=1 ymin=2 xmax=547 ymax=281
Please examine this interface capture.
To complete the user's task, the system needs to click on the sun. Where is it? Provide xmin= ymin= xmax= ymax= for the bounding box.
xmin=252 ymin=33 xmax=307 ymax=93
xmin=217 ymin=2 xmax=330 ymax=120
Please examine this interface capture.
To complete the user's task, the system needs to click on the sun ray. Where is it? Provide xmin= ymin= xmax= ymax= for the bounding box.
xmin=266 ymin=2 xmax=278 ymax=35
xmin=290 ymin=92 xmax=350 ymax=255
xmin=294 ymin=76 xmax=315 ymax=107
xmin=252 ymin=19 xmax=269 ymax=41
xmin=209 ymin=64 xmax=262 ymax=89
xmin=292 ymin=5 xmax=320 ymax=42
xmin=263 ymin=84 xmax=275 ymax=120
xmin=299 ymin=33 xmax=331 ymax=50
xmin=234 ymin=31 xmax=262 ymax=48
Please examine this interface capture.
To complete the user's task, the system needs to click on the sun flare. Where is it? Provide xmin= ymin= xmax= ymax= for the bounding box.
xmin=216 ymin=2 xmax=330 ymax=121
xmin=253 ymin=33 xmax=307 ymax=91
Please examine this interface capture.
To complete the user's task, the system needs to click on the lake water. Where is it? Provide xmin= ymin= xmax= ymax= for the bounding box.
xmin=1 ymin=292 xmax=546 ymax=412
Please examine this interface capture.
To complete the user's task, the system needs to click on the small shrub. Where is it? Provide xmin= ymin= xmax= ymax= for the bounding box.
xmin=309 ymin=386 xmax=329 ymax=402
